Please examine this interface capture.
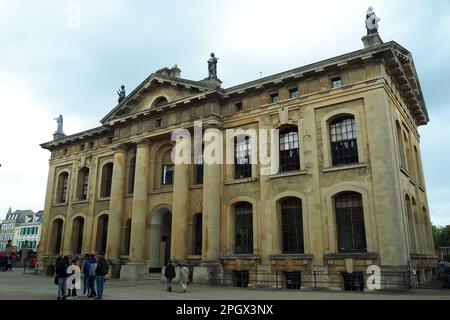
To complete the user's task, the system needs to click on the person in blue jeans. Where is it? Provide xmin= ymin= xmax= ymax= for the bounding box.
xmin=55 ymin=256 xmax=70 ymax=300
xmin=81 ymin=254 xmax=91 ymax=296
xmin=95 ymin=252 xmax=109 ymax=300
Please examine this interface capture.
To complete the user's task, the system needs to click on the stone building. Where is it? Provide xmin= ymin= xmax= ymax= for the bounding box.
xmin=15 ymin=211 xmax=43 ymax=251
xmin=38 ymin=32 xmax=434 ymax=290
xmin=0 ymin=208 xmax=33 ymax=252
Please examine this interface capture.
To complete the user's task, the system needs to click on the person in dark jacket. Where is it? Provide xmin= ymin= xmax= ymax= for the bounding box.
xmin=164 ymin=260 xmax=176 ymax=292
xmin=55 ymin=256 xmax=70 ymax=300
xmin=95 ymin=252 xmax=109 ymax=300
xmin=81 ymin=254 xmax=91 ymax=296
xmin=88 ymin=254 xmax=97 ymax=298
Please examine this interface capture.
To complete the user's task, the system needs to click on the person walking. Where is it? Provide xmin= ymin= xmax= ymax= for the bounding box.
xmin=5 ymin=240 xmax=13 ymax=271
xmin=180 ymin=264 xmax=190 ymax=293
xmin=55 ymin=256 xmax=70 ymax=300
xmin=164 ymin=260 xmax=176 ymax=292
xmin=88 ymin=254 xmax=97 ymax=298
xmin=95 ymin=252 xmax=109 ymax=300
xmin=81 ymin=254 xmax=91 ymax=296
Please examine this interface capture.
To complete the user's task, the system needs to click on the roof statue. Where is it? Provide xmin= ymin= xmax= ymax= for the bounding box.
xmin=54 ymin=115 xmax=64 ymax=134
xmin=208 ymin=53 xmax=218 ymax=79
xmin=366 ymin=6 xmax=381 ymax=35
xmin=117 ymin=85 xmax=126 ymax=104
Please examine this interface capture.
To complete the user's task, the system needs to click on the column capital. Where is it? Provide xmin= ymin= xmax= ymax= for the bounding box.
xmin=112 ymin=144 xmax=128 ymax=153
xmin=135 ymin=139 xmax=152 ymax=149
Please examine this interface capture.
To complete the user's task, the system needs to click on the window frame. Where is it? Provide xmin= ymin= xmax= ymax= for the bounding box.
xmin=330 ymin=117 xmax=359 ymax=167
xmin=234 ymin=203 xmax=253 ymax=254
xmin=279 ymin=128 xmax=300 ymax=173
xmin=234 ymin=136 xmax=252 ymax=180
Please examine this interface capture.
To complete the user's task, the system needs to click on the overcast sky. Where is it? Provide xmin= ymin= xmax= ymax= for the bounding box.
xmin=0 ymin=0 xmax=449 ymax=225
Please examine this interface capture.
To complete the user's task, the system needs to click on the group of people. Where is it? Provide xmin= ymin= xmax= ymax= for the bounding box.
xmin=164 ymin=260 xmax=190 ymax=293
xmin=54 ymin=252 xmax=109 ymax=300
xmin=0 ymin=240 xmax=14 ymax=271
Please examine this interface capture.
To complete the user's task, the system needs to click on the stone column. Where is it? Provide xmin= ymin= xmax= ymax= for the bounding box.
xmin=171 ymin=137 xmax=190 ymax=263
xmin=106 ymin=145 xmax=127 ymax=278
xmin=193 ymin=126 xmax=223 ymax=284
xmin=121 ymin=141 xmax=150 ymax=280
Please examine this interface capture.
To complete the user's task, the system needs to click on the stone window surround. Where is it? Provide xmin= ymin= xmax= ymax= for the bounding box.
xmin=321 ymin=108 xmax=365 ymax=170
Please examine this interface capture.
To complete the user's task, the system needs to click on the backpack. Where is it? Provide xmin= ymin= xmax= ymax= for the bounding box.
xmin=96 ymin=259 xmax=109 ymax=276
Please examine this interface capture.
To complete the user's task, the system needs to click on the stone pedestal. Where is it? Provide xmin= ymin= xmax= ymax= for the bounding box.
xmin=362 ymin=33 xmax=383 ymax=48
xmin=110 ymin=260 xmax=123 ymax=279
xmin=120 ymin=261 xmax=147 ymax=281
xmin=193 ymin=262 xmax=224 ymax=285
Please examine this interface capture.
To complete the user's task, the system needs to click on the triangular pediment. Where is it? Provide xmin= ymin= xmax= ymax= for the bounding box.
xmin=101 ymin=69 xmax=217 ymax=124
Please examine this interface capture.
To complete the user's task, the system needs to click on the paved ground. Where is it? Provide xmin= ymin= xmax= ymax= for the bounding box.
xmin=1 ymin=268 xmax=449 ymax=300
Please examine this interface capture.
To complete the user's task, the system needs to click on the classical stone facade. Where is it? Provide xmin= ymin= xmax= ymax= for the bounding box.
xmin=38 ymin=33 xmax=434 ymax=289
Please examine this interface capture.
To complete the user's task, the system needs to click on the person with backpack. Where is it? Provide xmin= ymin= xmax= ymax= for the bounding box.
xmin=81 ymin=254 xmax=91 ymax=296
xmin=95 ymin=252 xmax=109 ymax=300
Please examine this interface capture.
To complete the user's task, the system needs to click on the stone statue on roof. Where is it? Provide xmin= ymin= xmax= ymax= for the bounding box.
xmin=366 ymin=7 xmax=381 ymax=35
xmin=54 ymin=115 xmax=64 ymax=134
xmin=117 ymin=85 xmax=126 ymax=103
xmin=208 ymin=53 xmax=218 ymax=79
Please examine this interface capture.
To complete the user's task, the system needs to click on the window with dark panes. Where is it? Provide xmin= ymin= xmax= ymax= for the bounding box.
xmin=194 ymin=214 xmax=202 ymax=255
xmin=60 ymin=173 xmax=68 ymax=203
xmin=235 ymin=136 xmax=252 ymax=179
xmin=279 ymin=128 xmax=300 ymax=172
xmin=81 ymin=169 xmax=89 ymax=200
xmin=101 ymin=163 xmax=113 ymax=197
xmin=128 ymin=157 xmax=136 ymax=194
xmin=331 ymin=77 xmax=342 ymax=88
xmin=162 ymin=164 xmax=174 ymax=185
xmin=271 ymin=93 xmax=280 ymax=103
xmin=281 ymin=198 xmax=304 ymax=254
xmin=335 ymin=192 xmax=367 ymax=253
xmin=330 ymin=117 xmax=359 ymax=166
xmin=289 ymin=88 xmax=299 ymax=99
xmin=195 ymin=143 xmax=204 ymax=185
xmin=235 ymin=203 xmax=253 ymax=254
xmin=235 ymin=102 xmax=243 ymax=112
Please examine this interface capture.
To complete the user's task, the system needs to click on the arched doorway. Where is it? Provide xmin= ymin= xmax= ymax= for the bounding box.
xmin=148 ymin=206 xmax=172 ymax=271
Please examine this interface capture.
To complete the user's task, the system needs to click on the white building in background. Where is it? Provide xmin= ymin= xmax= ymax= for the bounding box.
xmin=0 ymin=208 xmax=43 ymax=252
xmin=15 ymin=211 xmax=43 ymax=251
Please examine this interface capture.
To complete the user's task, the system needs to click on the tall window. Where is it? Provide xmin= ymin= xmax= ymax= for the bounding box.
xmin=98 ymin=215 xmax=109 ymax=254
xmin=330 ymin=117 xmax=359 ymax=166
xmin=162 ymin=164 xmax=174 ymax=185
xmin=195 ymin=144 xmax=204 ymax=185
xmin=279 ymin=128 xmax=300 ymax=172
xmin=77 ymin=167 xmax=89 ymax=201
xmin=235 ymin=136 xmax=252 ymax=179
xmin=54 ymin=219 xmax=64 ymax=254
xmin=101 ymin=163 xmax=113 ymax=197
xmin=235 ymin=203 xmax=253 ymax=254
xmin=281 ymin=198 xmax=304 ymax=254
xmin=73 ymin=217 xmax=84 ymax=255
xmin=59 ymin=172 xmax=69 ymax=203
xmin=335 ymin=192 xmax=367 ymax=253
xmin=124 ymin=219 xmax=131 ymax=256
xmin=128 ymin=157 xmax=136 ymax=194
xmin=396 ymin=121 xmax=406 ymax=169
xmin=194 ymin=214 xmax=202 ymax=255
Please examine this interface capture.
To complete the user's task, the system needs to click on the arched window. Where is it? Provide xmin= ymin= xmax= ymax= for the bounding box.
xmin=280 ymin=198 xmax=304 ymax=254
xmin=53 ymin=219 xmax=64 ymax=254
xmin=405 ymin=195 xmax=417 ymax=253
xmin=152 ymin=97 xmax=168 ymax=108
xmin=72 ymin=217 xmax=84 ymax=255
xmin=77 ymin=168 xmax=90 ymax=201
xmin=330 ymin=117 xmax=359 ymax=166
xmin=57 ymin=172 xmax=69 ymax=203
xmin=128 ymin=157 xmax=136 ymax=194
xmin=335 ymin=192 xmax=367 ymax=253
xmin=100 ymin=163 xmax=114 ymax=197
xmin=235 ymin=203 xmax=253 ymax=254
xmin=194 ymin=213 xmax=202 ymax=255
xmin=235 ymin=136 xmax=252 ymax=179
xmin=396 ymin=121 xmax=406 ymax=168
xmin=279 ymin=128 xmax=300 ymax=172
xmin=97 ymin=215 xmax=109 ymax=254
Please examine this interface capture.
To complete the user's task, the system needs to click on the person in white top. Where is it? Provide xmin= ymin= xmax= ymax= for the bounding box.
xmin=66 ymin=259 xmax=81 ymax=299
xmin=180 ymin=265 xmax=190 ymax=293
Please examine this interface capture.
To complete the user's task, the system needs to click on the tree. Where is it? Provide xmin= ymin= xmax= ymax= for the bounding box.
xmin=432 ymin=224 xmax=450 ymax=249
